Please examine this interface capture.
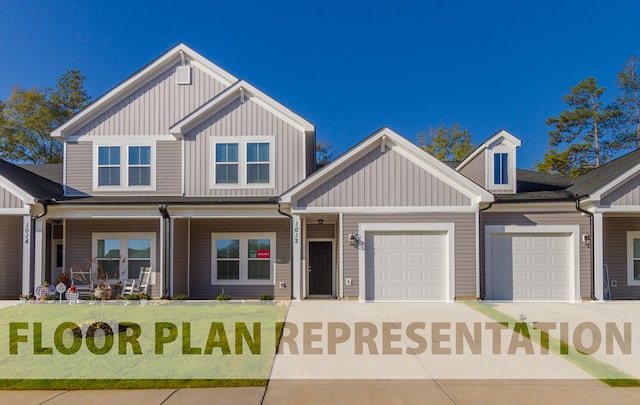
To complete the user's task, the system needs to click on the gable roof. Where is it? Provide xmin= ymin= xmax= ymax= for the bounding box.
xmin=456 ymin=129 xmax=522 ymax=171
xmin=169 ymin=79 xmax=314 ymax=137
xmin=50 ymin=43 xmax=238 ymax=139
xmin=280 ymin=127 xmax=494 ymax=205
xmin=568 ymin=148 xmax=640 ymax=199
xmin=0 ymin=159 xmax=64 ymax=203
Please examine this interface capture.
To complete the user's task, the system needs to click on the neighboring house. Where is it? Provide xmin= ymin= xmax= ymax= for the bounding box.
xmin=2 ymin=43 xmax=640 ymax=302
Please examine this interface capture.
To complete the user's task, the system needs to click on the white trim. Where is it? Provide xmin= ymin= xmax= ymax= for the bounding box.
xmin=302 ymin=218 xmax=307 ymax=298
xmin=626 ymin=231 xmax=640 ymax=286
xmin=63 ymin=142 xmax=68 ymax=196
xmin=280 ymin=127 xmax=493 ymax=204
xmin=486 ymin=202 xmax=578 ymax=212
xmin=591 ymin=161 xmax=640 ymax=201
xmin=291 ymin=206 xmax=476 ymax=214
xmin=486 ymin=145 xmax=516 ymax=193
xmin=181 ymin=137 xmax=185 ymax=196
xmin=292 ymin=215 xmax=301 ymax=300
xmin=210 ymin=136 xmax=275 ymax=189
xmin=357 ymin=222 xmax=455 ymax=303
xmin=306 ymin=238 xmax=336 ymax=297
xmin=211 ymin=232 xmax=276 ymax=285
xmin=0 ymin=208 xmax=31 ymax=215
xmin=484 ymin=225 xmax=581 ymax=303
xmin=22 ymin=216 xmax=31 ymax=295
xmin=594 ymin=206 xmax=640 ymax=213
xmin=70 ymin=134 xmax=176 ymax=142
xmin=475 ymin=206 xmax=480 ymax=298
xmin=456 ymin=129 xmax=522 ymax=171
xmin=51 ymin=43 xmax=237 ymax=139
xmin=91 ymin=232 xmax=157 ymax=282
xmin=92 ymin=141 xmax=157 ymax=192
xmin=34 ymin=220 xmax=45 ymax=288
xmin=594 ymin=212 xmax=604 ymax=300
xmin=338 ymin=212 xmax=344 ymax=298
xmin=0 ymin=174 xmax=34 ymax=204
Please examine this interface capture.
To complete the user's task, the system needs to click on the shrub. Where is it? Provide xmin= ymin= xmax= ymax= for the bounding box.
xmin=125 ymin=294 xmax=140 ymax=300
xmin=260 ymin=294 xmax=273 ymax=301
xmin=172 ymin=294 xmax=189 ymax=300
xmin=216 ymin=294 xmax=232 ymax=301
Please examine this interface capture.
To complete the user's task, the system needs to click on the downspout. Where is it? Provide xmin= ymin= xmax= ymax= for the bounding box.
xmin=277 ymin=202 xmax=293 ymax=299
xmin=574 ymin=196 xmax=597 ymax=301
xmin=31 ymin=198 xmax=55 ymax=291
xmin=159 ymin=204 xmax=171 ymax=299
xmin=476 ymin=202 xmax=494 ymax=300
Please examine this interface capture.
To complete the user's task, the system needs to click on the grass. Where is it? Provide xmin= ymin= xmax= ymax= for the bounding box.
xmin=0 ymin=379 xmax=267 ymax=390
xmin=465 ymin=301 xmax=640 ymax=387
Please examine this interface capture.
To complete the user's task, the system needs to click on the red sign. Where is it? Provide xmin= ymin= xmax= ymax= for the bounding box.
xmin=257 ymin=250 xmax=270 ymax=259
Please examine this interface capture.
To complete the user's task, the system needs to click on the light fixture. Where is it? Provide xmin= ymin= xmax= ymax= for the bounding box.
xmin=317 ymin=219 xmax=324 ymax=225
xmin=349 ymin=233 xmax=360 ymax=246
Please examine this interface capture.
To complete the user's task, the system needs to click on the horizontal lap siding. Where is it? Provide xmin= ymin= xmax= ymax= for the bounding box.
xmin=603 ymin=217 xmax=640 ymax=299
xmin=307 ymin=224 xmax=336 ymax=239
xmin=480 ymin=211 xmax=591 ymax=299
xmin=65 ymin=219 xmax=161 ymax=297
xmin=602 ymin=174 xmax=640 ymax=205
xmin=458 ymin=151 xmax=485 ymax=188
xmin=342 ymin=213 xmax=476 ymax=298
xmin=297 ymin=147 xmax=470 ymax=207
xmin=0 ymin=216 xmax=22 ymax=298
xmin=189 ymin=218 xmax=290 ymax=299
xmin=0 ymin=187 xmax=23 ymax=209
xmin=172 ymin=218 xmax=189 ymax=297
xmin=184 ymin=98 xmax=304 ymax=197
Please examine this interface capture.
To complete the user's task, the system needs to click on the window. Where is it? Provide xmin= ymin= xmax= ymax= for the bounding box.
xmin=128 ymin=146 xmax=151 ymax=186
xmin=211 ymin=137 xmax=274 ymax=188
xmin=247 ymin=143 xmax=270 ymax=184
xmin=494 ymin=152 xmax=508 ymax=185
xmin=212 ymin=233 xmax=275 ymax=284
xmin=215 ymin=143 xmax=239 ymax=184
xmin=93 ymin=233 xmax=155 ymax=282
xmin=94 ymin=143 xmax=155 ymax=190
xmin=98 ymin=146 xmax=120 ymax=186
xmin=627 ymin=232 xmax=640 ymax=286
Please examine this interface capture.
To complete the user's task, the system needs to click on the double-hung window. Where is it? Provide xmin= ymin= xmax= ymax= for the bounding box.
xmin=211 ymin=137 xmax=274 ymax=188
xmin=98 ymin=146 xmax=121 ymax=186
xmin=128 ymin=146 xmax=151 ymax=186
xmin=212 ymin=233 xmax=275 ymax=284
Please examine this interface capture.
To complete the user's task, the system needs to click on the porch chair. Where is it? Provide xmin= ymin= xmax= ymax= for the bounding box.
xmin=70 ymin=266 xmax=94 ymax=298
xmin=122 ymin=267 xmax=152 ymax=297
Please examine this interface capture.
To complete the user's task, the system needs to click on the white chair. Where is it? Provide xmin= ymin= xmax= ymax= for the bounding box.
xmin=70 ymin=267 xmax=94 ymax=297
xmin=122 ymin=267 xmax=152 ymax=296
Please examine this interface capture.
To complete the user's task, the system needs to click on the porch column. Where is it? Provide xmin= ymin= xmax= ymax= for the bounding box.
xmin=292 ymin=215 xmax=301 ymax=300
xmin=593 ymin=211 xmax=604 ymax=301
xmin=33 ymin=219 xmax=46 ymax=288
xmin=21 ymin=216 xmax=31 ymax=295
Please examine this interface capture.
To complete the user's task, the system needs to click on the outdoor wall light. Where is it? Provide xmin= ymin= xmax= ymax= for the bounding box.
xmin=349 ymin=233 xmax=360 ymax=246
xmin=317 ymin=219 xmax=324 ymax=225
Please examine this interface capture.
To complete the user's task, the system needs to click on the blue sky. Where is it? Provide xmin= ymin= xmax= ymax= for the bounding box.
xmin=2 ymin=1 xmax=640 ymax=168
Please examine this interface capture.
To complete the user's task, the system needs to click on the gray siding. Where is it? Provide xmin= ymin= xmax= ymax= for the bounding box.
xmin=64 ymin=219 xmax=162 ymax=298
xmin=71 ymin=63 xmax=227 ymax=137
xmin=0 ymin=186 xmax=24 ymax=209
xmin=183 ymin=98 xmax=306 ymax=196
xmin=64 ymin=140 xmax=182 ymax=196
xmin=458 ymin=151 xmax=486 ymax=188
xmin=189 ymin=218 xmax=291 ymax=299
xmin=0 ymin=216 xmax=23 ymax=298
xmin=480 ymin=211 xmax=591 ymax=299
xmin=342 ymin=213 xmax=476 ymax=298
xmin=172 ymin=218 xmax=189 ymax=297
xmin=297 ymin=147 xmax=471 ymax=208
xmin=602 ymin=174 xmax=640 ymax=206
xmin=603 ymin=217 xmax=640 ymax=299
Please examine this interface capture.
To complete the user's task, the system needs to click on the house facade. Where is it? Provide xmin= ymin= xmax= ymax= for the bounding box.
xmin=2 ymin=43 xmax=640 ymax=302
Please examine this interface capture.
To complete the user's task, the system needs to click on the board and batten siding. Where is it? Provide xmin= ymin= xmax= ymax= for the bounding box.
xmin=480 ymin=211 xmax=591 ymax=299
xmin=0 ymin=186 xmax=23 ymax=209
xmin=71 ymin=63 xmax=227 ymax=137
xmin=297 ymin=147 xmax=471 ymax=208
xmin=603 ymin=217 xmax=640 ymax=299
xmin=183 ymin=97 xmax=306 ymax=197
xmin=172 ymin=218 xmax=189 ymax=297
xmin=602 ymin=173 xmax=640 ymax=206
xmin=458 ymin=151 xmax=486 ymax=188
xmin=189 ymin=218 xmax=291 ymax=299
xmin=0 ymin=216 xmax=23 ymax=298
xmin=64 ymin=219 xmax=161 ymax=297
xmin=64 ymin=140 xmax=181 ymax=196
xmin=341 ymin=213 xmax=476 ymax=298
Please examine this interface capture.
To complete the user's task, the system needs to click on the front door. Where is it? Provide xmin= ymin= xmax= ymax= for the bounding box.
xmin=308 ymin=241 xmax=333 ymax=296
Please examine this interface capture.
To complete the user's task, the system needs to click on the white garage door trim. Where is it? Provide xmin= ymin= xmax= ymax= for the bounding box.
xmin=485 ymin=225 xmax=580 ymax=302
xmin=358 ymin=222 xmax=455 ymax=302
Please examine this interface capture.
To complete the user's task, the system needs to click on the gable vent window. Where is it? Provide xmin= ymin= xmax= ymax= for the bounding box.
xmin=494 ymin=153 xmax=509 ymax=185
xmin=176 ymin=66 xmax=192 ymax=85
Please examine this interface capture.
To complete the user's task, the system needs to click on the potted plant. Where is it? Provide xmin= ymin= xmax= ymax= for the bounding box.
xmin=19 ymin=294 xmax=29 ymax=303
xmin=138 ymin=293 xmax=149 ymax=306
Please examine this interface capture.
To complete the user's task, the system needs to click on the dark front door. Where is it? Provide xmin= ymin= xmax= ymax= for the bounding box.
xmin=308 ymin=241 xmax=333 ymax=295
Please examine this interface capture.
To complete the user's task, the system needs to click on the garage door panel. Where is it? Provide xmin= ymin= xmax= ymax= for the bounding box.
xmin=366 ymin=231 xmax=447 ymax=301
xmin=489 ymin=233 xmax=571 ymax=301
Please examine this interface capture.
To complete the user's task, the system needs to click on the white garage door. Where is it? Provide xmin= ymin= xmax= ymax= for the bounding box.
xmin=365 ymin=231 xmax=447 ymax=301
xmin=489 ymin=233 xmax=571 ymax=301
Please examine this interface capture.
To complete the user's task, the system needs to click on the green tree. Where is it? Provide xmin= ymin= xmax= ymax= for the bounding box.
xmin=537 ymin=77 xmax=622 ymax=177
xmin=0 ymin=70 xmax=90 ymax=163
xmin=417 ymin=123 xmax=475 ymax=161
xmin=616 ymin=55 xmax=640 ymax=149
xmin=316 ymin=141 xmax=335 ymax=164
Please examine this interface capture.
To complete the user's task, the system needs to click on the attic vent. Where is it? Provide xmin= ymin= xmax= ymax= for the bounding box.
xmin=176 ymin=66 xmax=192 ymax=85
